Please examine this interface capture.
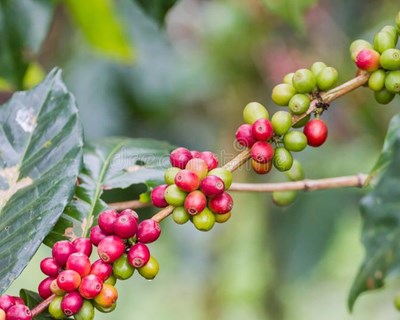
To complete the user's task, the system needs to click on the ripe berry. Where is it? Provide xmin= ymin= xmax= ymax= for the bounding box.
xmin=250 ymin=141 xmax=274 ymax=163
xmin=235 ymin=124 xmax=257 ymax=147
xmin=0 ymin=294 xmax=15 ymax=311
xmin=349 ymin=39 xmax=373 ymax=61
xmin=48 ymin=296 xmax=64 ymax=319
xmin=127 ymin=243 xmax=150 ymax=268
xmin=52 ymin=240 xmax=76 ymax=267
xmin=214 ymin=211 xmax=232 ymax=224
xmin=184 ymin=190 xmax=207 ymax=215
xmin=292 ymin=69 xmax=316 ymax=93
xmin=288 ymin=94 xmax=310 ymax=115
xmin=114 ymin=213 xmax=138 ymax=239
xmin=208 ymin=192 xmax=233 ymax=214
xmin=175 ymin=170 xmax=200 ymax=192
xmin=310 ymin=61 xmax=327 ymax=76
xmin=199 ymin=151 xmax=219 ymax=171
xmin=172 ymin=207 xmax=191 ymax=224
xmin=303 ymin=119 xmax=328 ymax=147
xmin=97 ymin=236 xmax=125 ymax=263
xmin=113 ymin=253 xmax=135 ymax=280
xmin=12 ymin=297 xmax=24 ymax=306
xmin=272 ymin=191 xmax=297 ymax=207
xmin=79 ymin=274 xmax=104 ymax=299
xmin=93 ymin=284 xmax=118 ymax=308
xmin=200 ymin=175 xmax=225 ymax=197
xmin=74 ymin=300 xmax=95 ymax=320
xmin=190 ymin=150 xmax=201 ymax=158
xmin=192 ymin=208 xmax=216 ymax=231
xmin=138 ymin=256 xmax=159 ymax=280
xmin=61 ymin=292 xmax=84 ymax=316
xmin=271 ymin=111 xmax=292 ymax=135
xmin=368 ymin=69 xmax=386 ymax=91
xmin=251 ymin=159 xmax=272 ymax=175
xmin=242 ymin=102 xmax=269 ymax=124
xmin=283 ymin=131 xmax=307 ymax=152
xmin=38 ymin=277 xmax=54 ymax=299
xmin=380 ymin=48 xmax=400 ymax=70
xmin=98 ymin=209 xmax=118 ymax=235
xmin=355 ymin=49 xmax=381 ymax=72
xmin=286 ymin=159 xmax=305 ymax=181
xmin=316 ymin=67 xmax=338 ymax=91
xmin=374 ymin=88 xmax=395 ymax=104
xmin=40 ymin=257 xmax=61 ymax=278
xmin=57 ymin=269 xmax=81 ymax=292
xmin=90 ymin=259 xmax=113 ymax=281
xmin=374 ymin=31 xmax=396 ymax=53
xmin=252 ymin=118 xmax=273 ymax=141
xmin=164 ymin=184 xmax=187 ymax=206
xmin=72 ymin=237 xmax=93 ymax=257
xmin=385 ymin=70 xmax=400 ymax=93
xmin=137 ymin=219 xmax=161 ymax=243
xmin=151 ymin=184 xmax=168 ymax=208
xmin=6 ymin=305 xmax=32 ymax=320
xmin=66 ymin=252 xmax=91 ymax=277
xmin=271 ymin=83 xmax=296 ymax=106
xmin=170 ymin=147 xmax=193 ymax=169
xmin=120 ymin=209 xmax=139 ymax=222
xmin=185 ymin=158 xmax=208 ymax=180
xmin=89 ymin=225 xmax=107 ymax=246
xmin=273 ymin=147 xmax=293 ymax=172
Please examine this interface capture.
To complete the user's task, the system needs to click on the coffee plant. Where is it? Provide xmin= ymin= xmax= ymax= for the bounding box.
xmin=1 ymin=1 xmax=400 ymax=319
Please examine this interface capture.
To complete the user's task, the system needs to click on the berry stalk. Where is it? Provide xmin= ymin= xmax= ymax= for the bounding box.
xmin=31 ymin=294 xmax=56 ymax=317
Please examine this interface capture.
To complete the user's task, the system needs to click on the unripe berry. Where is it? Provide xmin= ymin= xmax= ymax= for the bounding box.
xmin=214 ymin=211 xmax=232 ymax=223
xmin=368 ymin=69 xmax=386 ymax=91
xmin=73 ymin=237 xmax=93 ymax=257
xmin=98 ymin=209 xmax=118 ymax=235
xmin=137 ymin=219 xmax=161 ymax=243
xmin=172 ymin=207 xmax=191 ymax=224
xmin=192 ymin=208 xmax=216 ymax=231
xmin=170 ymin=147 xmax=193 ymax=169
xmin=185 ymin=158 xmax=208 ymax=180
xmin=292 ymin=69 xmax=316 ymax=93
xmin=380 ymin=49 xmax=400 ymax=70
xmin=66 ymin=252 xmax=91 ymax=277
xmin=6 ymin=305 xmax=32 ymax=320
xmin=175 ymin=169 xmax=200 ymax=192
xmin=374 ymin=88 xmax=395 ymax=104
xmin=164 ymin=167 xmax=181 ymax=185
xmin=288 ymin=94 xmax=310 ymax=115
xmin=283 ymin=131 xmax=307 ymax=152
xmin=286 ymin=159 xmax=305 ymax=181
xmin=114 ymin=213 xmax=138 ymax=239
xmin=103 ymin=274 xmax=117 ymax=286
xmin=374 ymin=31 xmax=396 ymax=53
xmin=272 ymin=191 xmax=297 ymax=207
xmin=79 ymin=274 xmax=103 ymax=299
xmin=271 ymin=111 xmax=292 ymax=135
xmin=164 ymin=184 xmax=187 ymax=206
xmin=48 ymin=296 xmax=64 ymax=319
xmin=127 ymin=243 xmax=150 ymax=268
xmin=89 ymin=226 xmax=107 ymax=246
xmin=57 ymin=269 xmax=81 ymax=292
xmin=50 ymin=279 xmax=65 ymax=296
xmin=271 ymin=83 xmax=296 ymax=106
xmin=310 ymin=61 xmax=327 ymax=77
xmin=0 ymin=295 xmax=16 ymax=311
xmin=93 ymin=284 xmax=118 ymax=308
xmin=235 ymin=124 xmax=257 ymax=147
xmin=184 ymin=190 xmax=207 ymax=215
xmin=303 ymin=119 xmax=328 ymax=147
xmin=292 ymin=114 xmax=310 ymax=128
xmin=199 ymin=151 xmax=219 ymax=171
xmin=61 ymin=292 xmax=83 ymax=316
xmin=52 ymin=240 xmax=76 ymax=267
xmin=242 ymin=102 xmax=269 ymax=124
xmin=74 ymin=300 xmax=95 ymax=320
xmin=200 ymin=175 xmax=225 ymax=197
xmin=273 ymin=147 xmax=293 ymax=172
xmin=208 ymin=192 xmax=233 ymax=214
xmin=316 ymin=67 xmax=338 ymax=91
xmin=283 ymin=72 xmax=294 ymax=85
xmin=355 ymin=49 xmax=381 ymax=72
xmin=113 ymin=253 xmax=135 ymax=280
xmin=40 ymin=257 xmax=61 ymax=278
xmin=97 ymin=236 xmax=125 ymax=263
xmin=151 ymin=184 xmax=168 ymax=208
xmin=397 ymin=11 xmax=400 ymax=29
xmin=381 ymin=26 xmax=398 ymax=43
xmin=90 ymin=259 xmax=113 ymax=281
xmin=251 ymin=159 xmax=272 ymax=175
xmin=385 ymin=70 xmax=400 ymax=93
xmin=208 ymin=168 xmax=232 ymax=190
xmin=138 ymin=256 xmax=159 ymax=280
xmin=250 ymin=141 xmax=274 ymax=163
xmin=38 ymin=277 xmax=54 ymax=299
xmin=94 ymin=302 xmax=116 ymax=313
xmin=0 ymin=309 xmax=5 ymax=320
xmin=252 ymin=118 xmax=273 ymax=141
xmin=349 ymin=39 xmax=373 ymax=61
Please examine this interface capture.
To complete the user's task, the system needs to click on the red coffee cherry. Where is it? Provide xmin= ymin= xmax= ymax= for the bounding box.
xmin=66 ymin=253 xmax=91 ymax=277
xmin=208 ymin=192 xmax=234 ymax=214
xmin=38 ymin=277 xmax=54 ymax=299
xmin=90 ymin=259 xmax=113 ymax=281
xmin=79 ymin=274 xmax=103 ymax=299
xmin=12 ymin=297 xmax=24 ymax=306
xmin=170 ymin=147 xmax=193 ymax=169
xmin=72 ymin=237 xmax=93 ymax=257
xmin=0 ymin=295 xmax=15 ymax=311
xmin=250 ymin=141 xmax=274 ymax=163
xmin=252 ymin=118 xmax=273 ymax=141
xmin=184 ymin=191 xmax=207 ymax=215
xmin=303 ymin=119 xmax=328 ymax=147
xmin=355 ymin=49 xmax=381 ymax=72
xmin=52 ymin=240 xmax=76 ymax=267
xmin=151 ymin=184 xmax=169 ymax=208
xmin=57 ymin=270 xmax=81 ymax=292
xmin=190 ymin=150 xmax=201 ymax=158
xmin=200 ymin=175 xmax=225 ymax=197
xmin=40 ymin=257 xmax=61 ymax=278
xmin=6 ymin=305 xmax=32 ymax=320
xmin=127 ymin=243 xmax=150 ymax=268
xmin=120 ymin=209 xmax=139 ymax=223
xmin=114 ymin=213 xmax=138 ymax=239
xmin=175 ymin=170 xmax=200 ymax=192
xmin=199 ymin=151 xmax=219 ymax=171
xmin=61 ymin=292 xmax=83 ymax=316
xmin=235 ymin=124 xmax=257 ymax=147
xmin=185 ymin=158 xmax=208 ymax=180
xmin=97 ymin=236 xmax=125 ymax=263
xmin=98 ymin=210 xmax=118 ymax=235
xmin=89 ymin=226 xmax=108 ymax=246
xmin=137 ymin=219 xmax=161 ymax=244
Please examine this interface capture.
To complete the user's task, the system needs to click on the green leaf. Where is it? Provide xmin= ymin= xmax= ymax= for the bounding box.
xmin=0 ymin=68 xmax=83 ymax=294
xmin=65 ymin=0 xmax=134 ymax=62
xmin=45 ymin=137 xmax=173 ymax=245
xmin=20 ymin=289 xmax=53 ymax=320
xmin=348 ymin=113 xmax=400 ymax=311
xmin=0 ymin=0 xmax=55 ymax=88
xmin=135 ymin=0 xmax=179 ymax=25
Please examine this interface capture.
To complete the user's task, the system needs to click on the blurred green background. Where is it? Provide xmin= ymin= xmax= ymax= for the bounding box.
xmin=4 ymin=0 xmax=400 ymax=319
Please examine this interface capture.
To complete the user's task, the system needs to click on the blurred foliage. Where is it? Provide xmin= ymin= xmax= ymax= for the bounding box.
xmin=135 ymin=0 xmax=179 ymax=25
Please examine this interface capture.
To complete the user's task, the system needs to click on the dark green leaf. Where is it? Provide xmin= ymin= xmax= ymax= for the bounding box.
xmin=0 ymin=68 xmax=83 ymax=294
xmin=45 ymin=137 xmax=173 ymax=245
xmin=348 ymin=113 xmax=400 ymax=311
xmin=20 ymin=289 xmax=53 ymax=320
xmin=135 ymin=0 xmax=179 ymax=25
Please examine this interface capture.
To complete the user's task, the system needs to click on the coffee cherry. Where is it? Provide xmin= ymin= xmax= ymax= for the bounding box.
xmin=184 ymin=190 xmax=207 ymax=215
xmin=350 ymin=39 xmax=373 ymax=61
xmin=127 ymin=243 xmax=150 ymax=268
xmin=283 ymin=131 xmax=307 ymax=152
xmin=94 ymin=302 xmax=116 ymax=313
xmin=214 ymin=211 xmax=232 ymax=223
xmin=137 ymin=219 xmax=161 ymax=243
xmin=292 ymin=114 xmax=310 ymax=128
xmin=89 ymin=226 xmax=107 ymax=246
xmin=172 ymin=207 xmax=191 ymax=224
xmin=66 ymin=253 xmax=91 ymax=277
xmin=0 ymin=295 xmax=15 ymax=311
xmin=50 ymin=279 xmax=65 ymax=296
xmin=397 ymin=11 xmax=400 ymax=28
xmin=61 ymin=292 xmax=84 ymax=316
xmin=97 ymin=236 xmax=125 ymax=263
xmin=385 ymin=70 xmax=400 ymax=93
xmin=303 ymin=119 xmax=328 ymax=147
xmin=283 ymin=72 xmax=294 ymax=85
xmin=40 ymin=257 xmax=61 ymax=278
xmin=381 ymin=26 xmax=398 ymax=43
xmin=208 ymin=168 xmax=232 ymax=190
xmin=252 ymin=118 xmax=273 ymax=141
xmin=120 ymin=209 xmax=139 ymax=223
xmin=90 ymin=259 xmax=113 ymax=281
xmin=114 ymin=213 xmax=138 ymax=239
xmin=286 ymin=160 xmax=305 ymax=181
xmin=235 ymin=124 xmax=257 ymax=147
xmin=98 ymin=210 xmax=118 ymax=235
xmin=73 ymin=238 xmax=93 ymax=257
xmin=170 ymin=147 xmax=193 ymax=169
xmin=113 ymin=253 xmax=136 ymax=280
xmin=49 ymin=296 xmax=64 ymax=319
xmin=273 ymin=147 xmax=293 ymax=172
xmin=355 ymin=49 xmax=381 ymax=72
xmin=272 ymin=190 xmax=297 ymax=206
xmin=242 ymin=102 xmax=269 ymax=124
xmin=104 ymin=274 xmax=117 ymax=286
xmin=38 ymin=277 xmax=54 ymax=299
xmin=374 ymin=88 xmax=395 ymax=104
xmin=52 ymin=240 xmax=76 ymax=267
xmin=6 ymin=305 xmax=32 ymax=320
xmin=200 ymin=175 xmax=225 ymax=197
xmin=0 ymin=309 xmax=5 ymax=320
xmin=164 ymin=167 xmax=180 ymax=185
xmin=165 ymin=184 xmax=187 ymax=206
xmin=79 ymin=274 xmax=104 ymax=299
xmin=185 ymin=158 xmax=208 ymax=180
xmin=380 ymin=49 xmax=400 ymax=70
xmin=151 ymin=184 xmax=168 ymax=208
xmin=271 ymin=83 xmax=296 ymax=106
xmin=292 ymin=69 xmax=316 ymax=93
xmin=93 ymin=284 xmax=118 ymax=308
xmin=251 ymin=159 xmax=272 ymax=175
xmin=57 ymin=270 xmax=81 ymax=292
xmin=175 ymin=170 xmax=200 ymax=192
xmin=250 ymin=141 xmax=274 ymax=163
xmin=192 ymin=208 xmax=216 ymax=231
xmin=317 ymin=67 xmax=338 ymax=91
xmin=74 ymin=300 xmax=95 ymax=320
xmin=374 ymin=31 xmax=396 ymax=53
xmin=199 ymin=151 xmax=219 ymax=171
xmin=368 ymin=69 xmax=386 ymax=91
xmin=12 ymin=297 xmax=24 ymax=306
xmin=190 ymin=150 xmax=201 ymax=158
xmin=208 ymin=192 xmax=233 ymax=214
xmin=271 ymin=111 xmax=292 ymax=135
xmin=288 ymin=94 xmax=310 ymax=115
xmin=310 ymin=61 xmax=327 ymax=77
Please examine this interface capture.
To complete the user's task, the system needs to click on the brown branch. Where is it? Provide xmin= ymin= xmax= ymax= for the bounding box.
xmin=109 ymin=199 xmax=151 ymax=211
xmin=31 ymin=294 xmax=56 ymax=317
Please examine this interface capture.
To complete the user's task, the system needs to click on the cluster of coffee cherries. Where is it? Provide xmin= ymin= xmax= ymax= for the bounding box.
xmin=35 ymin=209 xmax=160 ymax=319
xmin=0 ymin=295 xmax=32 ymax=320
xmin=350 ymin=12 xmax=400 ymax=104
xmin=151 ymin=148 xmax=233 ymax=231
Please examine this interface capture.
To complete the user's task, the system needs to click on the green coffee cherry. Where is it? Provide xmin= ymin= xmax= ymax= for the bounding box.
xmin=271 ymin=111 xmax=292 ymax=135
xmin=385 ymin=70 xmax=400 ymax=93
xmin=368 ymin=69 xmax=386 ymax=91
xmin=243 ymin=102 xmax=269 ymax=124
xmin=208 ymin=168 xmax=232 ymax=190
xmin=138 ymin=256 xmax=159 ymax=280
xmin=350 ymin=39 xmax=373 ymax=61
xmin=286 ymin=159 xmax=304 ymax=181
xmin=165 ymin=184 xmax=187 ymax=206
xmin=94 ymin=302 xmax=117 ymax=313
xmin=380 ymin=49 xmax=400 ymax=70
xmin=394 ymin=294 xmax=400 ymax=311
xmin=172 ymin=206 xmax=190 ymax=224
xmin=374 ymin=88 xmax=395 ymax=104
xmin=214 ymin=212 xmax=231 ymax=223
xmin=283 ymin=131 xmax=307 ymax=152
xmin=397 ymin=12 xmax=400 ymax=29
xmin=271 ymin=83 xmax=296 ymax=106
xmin=317 ymin=67 xmax=338 ymax=91
xmin=164 ymin=167 xmax=180 ymax=185
xmin=292 ymin=114 xmax=310 ymax=128
xmin=273 ymin=147 xmax=293 ymax=172
xmin=381 ymin=25 xmax=398 ymax=44
xmin=74 ymin=300 xmax=95 ymax=320
xmin=272 ymin=190 xmax=297 ymax=207
xmin=310 ymin=61 xmax=327 ymax=77
xmin=374 ymin=31 xmax=396 ymax=53
xmin=283 ymin=72 xmax=294 ymax=85
xmin=288 ymin=94 xmax=310 ymax=115
xmin=292 ymin=69 xmax=316 ymax=93
xmin=49 ymin=296 xmax=64 ymax=319
xmin=113 ymin=254 xmax=135 ymax=280
xmin=192 ymin=207 xmax=215 ymax=231
xmin=104 ymin=274 xmax=117 ymax=285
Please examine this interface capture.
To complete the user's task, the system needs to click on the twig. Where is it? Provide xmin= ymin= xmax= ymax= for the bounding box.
xmin=31 ymin=294 xmax=56 ymax=317
xmin=109 ymin=199 xmax=151 ymax=211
